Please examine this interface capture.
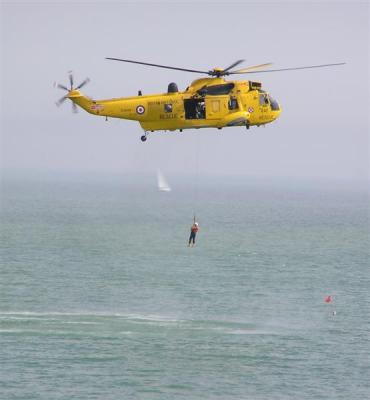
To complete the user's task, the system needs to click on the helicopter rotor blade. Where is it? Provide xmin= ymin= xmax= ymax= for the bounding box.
xmin=222 ymin=59 xmax=245 ymax=73
xmin=230 ymin=63 xmax=273 ymax=74
xmin=69 ymin=72 xmax=74 ymax=89
xmin=75 ymin=78 xmax=90 ymax=90
xmin=56 ymin=95 xmax=68 ymax=107
xmin=57 ymin=83 xmax=69 ymax=91
xmin=229 ymin=62 xmax=346 ymax=74
xmin=106 ymin=57 xmax=209 ymax=74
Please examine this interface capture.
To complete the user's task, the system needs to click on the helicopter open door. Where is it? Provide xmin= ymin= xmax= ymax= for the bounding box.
xmin=184 ymin=98 xmax=206 ymax=119
xmin=205 ymin=96 xmax=228 ymax=120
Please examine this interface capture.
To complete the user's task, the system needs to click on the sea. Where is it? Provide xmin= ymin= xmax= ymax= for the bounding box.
xmin=1 ymin=174 xmax=369 ymax=400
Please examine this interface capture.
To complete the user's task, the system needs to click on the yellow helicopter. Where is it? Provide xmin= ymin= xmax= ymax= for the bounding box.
xmin=56 ymin=59 xmax=344 ymax=142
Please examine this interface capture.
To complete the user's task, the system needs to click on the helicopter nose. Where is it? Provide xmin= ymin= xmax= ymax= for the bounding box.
xmin=269 ymin=96 xmax=281 ymax=119
xmin=275 ymin=101 xmax=281 ymax=113
xmin=273 ymin=106 xmax=281 ymax=120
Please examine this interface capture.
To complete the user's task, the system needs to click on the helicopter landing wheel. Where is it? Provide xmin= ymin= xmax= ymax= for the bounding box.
xmin=141 ymin=131 xmax=149 ymax=142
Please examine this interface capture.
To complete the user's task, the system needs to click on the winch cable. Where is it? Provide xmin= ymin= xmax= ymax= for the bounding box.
xmin=192 ymin=132 xmax=200 ymax=223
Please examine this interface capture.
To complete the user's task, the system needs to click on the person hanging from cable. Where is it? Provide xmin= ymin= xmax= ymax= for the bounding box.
xmin=188 ymin=219 xmax=199 ymax=247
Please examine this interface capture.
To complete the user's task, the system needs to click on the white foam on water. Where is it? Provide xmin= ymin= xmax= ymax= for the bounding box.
xmin=0 ymin=311 xmax=278 ymax=335
xmin=123 ymin=313 xmax=183 ymax=323
xmin=63 ymin=321 xmax=100 ymax=325
xmin=0 ymin=311 xmax=184 ymax=328
xmin=0 ymin=311 xmax=182 ymax=321
xmin=0 ymin=311 xmax=91 ymax=317
xmin=228 ymin=329 xmax=275 ymax=335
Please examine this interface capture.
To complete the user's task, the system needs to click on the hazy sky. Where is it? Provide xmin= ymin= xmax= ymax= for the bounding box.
xmin=1 ymin=1 xmax=369 ymax=181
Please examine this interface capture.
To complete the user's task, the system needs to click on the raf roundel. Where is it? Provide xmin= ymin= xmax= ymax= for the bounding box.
xmin=136 ymin=105 xmax=145 ymax=115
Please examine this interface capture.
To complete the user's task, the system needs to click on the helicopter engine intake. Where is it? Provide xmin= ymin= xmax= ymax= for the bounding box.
xmin=167 ymin=82 xmax=178 ymax=93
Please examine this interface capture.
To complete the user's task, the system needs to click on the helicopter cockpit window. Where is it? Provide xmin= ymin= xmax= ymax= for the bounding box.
xmin=269 ymin=97 xmax=280 ymax=111
xmin=164 ymin=103 xmax=173 ymax=113
xmin=259 ymin=93 xmax=269 ymax=106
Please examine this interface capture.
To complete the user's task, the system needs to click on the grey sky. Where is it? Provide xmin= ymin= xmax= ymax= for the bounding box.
xmin=1 ymin=1 xmax=369 ymax=181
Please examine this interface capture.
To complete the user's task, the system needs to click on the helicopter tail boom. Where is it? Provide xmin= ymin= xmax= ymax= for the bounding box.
xmin=67 ymin=90 xmax=96 ymax=114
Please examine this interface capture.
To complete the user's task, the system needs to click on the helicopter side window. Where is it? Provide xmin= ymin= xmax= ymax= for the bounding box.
xmin=164 ymin=103 xmax=173 ymax=113
xmin=228 ymin=97 xmax=238 ymax=110
xmin=197 ymin=83 xmax=235 ymax=96
xmin=259 ymin=93 xmax=269 ymax=106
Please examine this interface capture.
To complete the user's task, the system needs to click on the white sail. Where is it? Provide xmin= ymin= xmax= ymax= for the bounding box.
xmin=157 ymin=169 xmax=171 ymax=192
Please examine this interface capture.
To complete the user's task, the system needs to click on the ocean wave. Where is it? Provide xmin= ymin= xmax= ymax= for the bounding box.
xmin=0 ymin=311 xmax=279 ymax=335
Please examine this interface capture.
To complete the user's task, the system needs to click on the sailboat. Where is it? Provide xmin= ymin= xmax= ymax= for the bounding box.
xmin=157 ymin=169 xmax=171 ymax=192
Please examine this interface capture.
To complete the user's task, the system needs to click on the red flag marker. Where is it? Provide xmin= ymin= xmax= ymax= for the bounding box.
xmin=324 ymin=295 xmax=332 ymax=303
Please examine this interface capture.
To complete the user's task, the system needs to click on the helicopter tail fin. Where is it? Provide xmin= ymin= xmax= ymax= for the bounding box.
xmin=67 ymin=90 xmax=95 ymax=114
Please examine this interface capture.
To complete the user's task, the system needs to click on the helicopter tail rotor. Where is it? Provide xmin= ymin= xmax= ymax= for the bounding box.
xmin=54 ymin=72 xmax=90 ymax=113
